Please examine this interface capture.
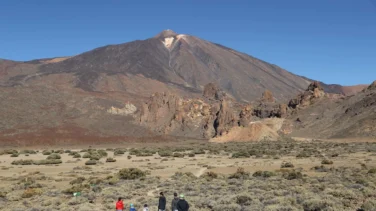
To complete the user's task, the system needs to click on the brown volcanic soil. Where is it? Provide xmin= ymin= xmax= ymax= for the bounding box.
xmin=286 ymin=83 xmax=376 ymax=139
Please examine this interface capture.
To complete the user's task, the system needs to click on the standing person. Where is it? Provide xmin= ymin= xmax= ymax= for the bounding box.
xmin=177 ymin=194 xmax=189 ymax=211
xmin=129 ymin=203 xmax=136 ymax=211
xmin=158 ymin=192 xmax=166 ymax=211
xmin=171 ymin=192 xmax=179 ymax=211
xmin=116 ymin=197 xmax=124 ymax=211
xmin=143 ymin=204 xmax=149 ymax=211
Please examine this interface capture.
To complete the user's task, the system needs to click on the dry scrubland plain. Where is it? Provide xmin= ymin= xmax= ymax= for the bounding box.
xmin=0 ymin=140 xmax=376 ymax=211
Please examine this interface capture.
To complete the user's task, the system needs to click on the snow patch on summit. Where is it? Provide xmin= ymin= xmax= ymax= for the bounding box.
xmin=162 ymin=37 xmax=175 ymax=49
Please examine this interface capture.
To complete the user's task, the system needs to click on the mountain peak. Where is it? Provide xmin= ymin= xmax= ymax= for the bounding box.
xmin=155 ymin=29 xmax=178 ymax=39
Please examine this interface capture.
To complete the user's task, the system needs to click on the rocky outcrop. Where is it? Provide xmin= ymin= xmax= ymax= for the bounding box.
xmin=367 ymin=80 xmax=376 ymax=91
xmin=238 ymin=105 xmax=253 ymax=127
xmin=139 ymin=92 xmax=219 ymax=137
xmin=261 ymin=90 xmax=275 ymax=103
xmin=214 ymin=100 xmax=238 ymax=136
xmin=288 ymin=81 xmax=325 ymax=109
xmin=203 ymin=83 xmax=226 ymax=100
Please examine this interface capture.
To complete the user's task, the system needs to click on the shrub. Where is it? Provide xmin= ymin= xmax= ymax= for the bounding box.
xmin=281 ymin=161 xmax=294 ymax=168
xmin=253 ymin=171 xmax=276 ymax=178
xmin=159 ymin=150 xmax=173 ymax=157
xmin=201 ymin=171 xmax=218 ymax=180
xmin=20 ymin=150 xmax=36 ymax=154
xmin=368 ymin=168 xmax=376 ymax=174
xmin=42 ymin=150 xmax=52 ymax=155
xmin=3 ymin=149 xmax=18 ymax=154
xmin=192 ymin=148 xmax=206 ymax=155
xmin=82 ymin=153 xmax=91 ymax=158
xmin=127 ymin=155 xmax=132 ymax=160
xmin=11 ymin=159 xmax=34 ymax=165
xmin=97 ymin=149 xmax=108 ymax=157
xmin=34 ymin=159 xmax=62 ymax=165
xmin=73 ymin=154 xmax=81 ymax=158
xmin=173 ymin=152 xmax=184 ymax=158
xmin=47 ymin=153 xmax=61 ymax=160
xmin=331 ymin=153 xmax=339 ymax=157
xmin=114 ymin=148 xmax=126 ymax=156
xmin=53 ymin=149 xmax=64 ymax=154
xmin=321 ymin=159 xmax=333 ymax=165
xmin=236 ymin=194 xmax=253 ymax=206
xmin=106 ymin=157 xmax=116 ymax=162
xmin=21 ymin=188 xmax=42 ymax=198
xmin=296 ymin=151 xmax=310 ymax=158
xmin=70 ymin=177 xmax=86 ymax=185
xmin=231 ymin=151 xmax=250 ymax=158
xmin=118 ymin=168 xmax=146 ymax=180
xmin=188 ymin=153 xmax=195 ymax=157
xmin=85 ymin=160 xmax=97 ymax=165
xmin=283 ymin=170 xmax=303 ymax=180
xmin=10 ymin=153 xmax=19 ymax=157
xmin=229 ymin=168 xmax=250 ymax=179
xmin=63 ymin=185 xmax=87 ymax=194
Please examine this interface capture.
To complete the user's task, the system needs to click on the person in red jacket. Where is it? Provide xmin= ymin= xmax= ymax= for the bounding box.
xmin=116 ymin=197 xmax=124 ymax=211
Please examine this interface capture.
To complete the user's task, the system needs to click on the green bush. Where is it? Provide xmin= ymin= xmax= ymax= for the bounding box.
xmin=63 ymin=185 xmax=87 ymax=194
xmin=252 ymin=171 xmax=276 ymax=178
xmin=173 ymin=152 xmax=184 ymax=158
xmin=201 ymin=171 xmax=218 ymax=180
xmin=229 ymin=168 xmax=250 ymax=179
xmin=3 ymin=149 xmax=18 ymax=154
xmin=73 ymin=154 xmax=81 ymax=158
xmin=106 ymin=157 xmax=116 ymax=162
xmin=42 ymin=150 xmax=52 ymax=155
xmin=97 ymin=149 xmax=108 ymax=157
xmin=85 ymin=160 xmax=97 ymax=165
xmin=47 ymin=153 xmax=61 ymax=160
xmin=114 ymin=148 xmax=126 ymax=156
xmin=82 ymin=152 xmax=91 ymax=158
xmin=10 ymin=153 xmax=19 ymax=157
xmin=281 ymin=162 xmax=294 ymax=168
xmin=118 ymin=168 xmax=146 ymax=180
xmin=20 ymin=150 xmax=36 ymax=154
xmin=34 ymin=159 xmax=62 ymax=165
xmin=321 ymin=159 xmax=333 ymax=165
xmin=283 ymin=170 xmax=303 ymax=180
xmin=368 ymin=168 xmax=376 ymax=174
xmin=11 ymin=159 xmax=34 ymax=165
xmin=70 ymin=177 xmax=86 ymax=185
xmin=53 ymin=149 xmax=64 ymax=154
xmin=159 ymin=150 xmax=173 ymax=157
xmin=231 ymin=151 xmax=250 ymax=158
xmin=192 ymin=148 xmax=206 ymax=155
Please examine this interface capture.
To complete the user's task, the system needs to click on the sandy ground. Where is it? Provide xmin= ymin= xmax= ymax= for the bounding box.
xmin=1 ymin=148 xmax=375 ymax=190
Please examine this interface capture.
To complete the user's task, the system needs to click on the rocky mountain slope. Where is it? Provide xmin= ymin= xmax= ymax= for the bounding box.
xmin=4 ymin=30 xmax=314 ymax=102
xmin=0 ymin=30 xmax=373 ymax=145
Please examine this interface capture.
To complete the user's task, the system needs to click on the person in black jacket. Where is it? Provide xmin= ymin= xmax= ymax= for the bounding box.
xmin=171 ymin=192 xmax=179 ymax=211
xmin=158 ymin=192 xmax=166 ymax=211
xmin=177 ymin=194 xmax=189 ymax=211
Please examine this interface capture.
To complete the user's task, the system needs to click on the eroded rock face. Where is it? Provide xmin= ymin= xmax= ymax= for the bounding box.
xmin=139 ymin=92 xmax=219 ymax=138
xmin=367 ymin=81 xmax=376 ymax=90
xmin=238 ymin=105 xmax=253 ymax=127
xmin=288 ymin=81 xmax=325 ymax=109
xmin=261 ymin=90 xmax=275 ymax=103
xmin=203 ymin=83 xmax=225 ymax=100
xmin=137 ymin=82 xmax=330 ymax=140
xmin=214 ymin=100 xmax=238 ymax=136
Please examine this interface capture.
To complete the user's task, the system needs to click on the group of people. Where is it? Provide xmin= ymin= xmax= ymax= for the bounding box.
xmin=116 ymin=192 xmax=189 ymax=211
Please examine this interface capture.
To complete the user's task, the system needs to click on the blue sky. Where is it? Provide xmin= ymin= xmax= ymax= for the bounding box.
xmin=1 ymin=0 xmax=375 ymax=85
